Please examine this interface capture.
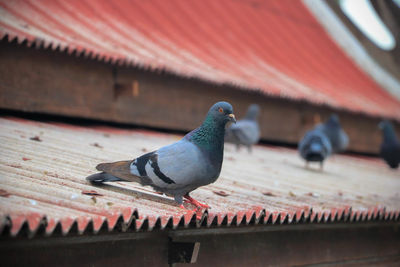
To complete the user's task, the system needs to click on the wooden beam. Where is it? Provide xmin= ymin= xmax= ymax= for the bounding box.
xmin=1 ymin=223 xmax=399 ymax=266
xmin=1 ymin=40 xmax=398 ymax=154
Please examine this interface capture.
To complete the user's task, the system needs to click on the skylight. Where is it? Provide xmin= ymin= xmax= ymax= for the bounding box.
xmin=339 ymin=0 xmax=396 ymax=50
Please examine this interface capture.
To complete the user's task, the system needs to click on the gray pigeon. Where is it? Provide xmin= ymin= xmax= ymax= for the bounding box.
xmin=225 ymin=104 xmax=260 ymax=152
xmin=86 ymin=101 xmax=236 ymax=210
xmin=298 ymin=127 xmax=332 ymax=170
xmin=316 ymin=114 xmax=349 ymax=153
xmin=378 ymin=120 xmax=400 ymax=169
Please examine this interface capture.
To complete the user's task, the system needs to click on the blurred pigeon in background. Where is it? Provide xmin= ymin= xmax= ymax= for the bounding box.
xmin=225 ymin=104 xmax=260 ymax=152
xmin=298 ymin=127 xmax=332 ymax=170
xmin=86 ymin=101 xmax=236 ymax=210
xmin=316 ymin=114 xmax=349 ymax=153
xmin=378 ymin=120 xmax=400 ymax=169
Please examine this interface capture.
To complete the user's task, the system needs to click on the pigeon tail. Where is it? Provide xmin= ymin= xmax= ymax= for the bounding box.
xmin=90 ymin=160 xmax=143 ymax=183
xmin=86 ymin=172 xmax=123 ymax=183
xmin=305 ymin=152 xmax=324 ymax=162
xmin=306 ymin=142 xmax=325 ymax=162
xmin=310 ymin=142 xmax=322 ymax=153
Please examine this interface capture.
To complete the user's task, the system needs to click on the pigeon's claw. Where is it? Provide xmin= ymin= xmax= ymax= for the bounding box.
xmin=184 ymin=195 xmax=210 ymax=209
xmin=179 ymin=204 xmax=202 ymax=219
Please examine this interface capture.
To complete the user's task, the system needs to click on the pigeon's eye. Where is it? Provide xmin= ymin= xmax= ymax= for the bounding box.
xmin=218 ymin=107 xmax=223 ymax=113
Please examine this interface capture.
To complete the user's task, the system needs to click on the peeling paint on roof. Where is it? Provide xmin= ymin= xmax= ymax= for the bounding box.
xmin=0 ymin=0 xmax=400 ymax=119
xmin=0 ymin=117 xmax=399 ymax=238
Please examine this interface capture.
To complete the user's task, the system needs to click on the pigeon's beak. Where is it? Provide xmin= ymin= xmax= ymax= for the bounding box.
xmin=228 ymin=113 xmax=236 ymax=123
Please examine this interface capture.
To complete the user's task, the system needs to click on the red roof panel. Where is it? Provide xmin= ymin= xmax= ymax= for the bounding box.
xmin=0 ymin=0 xmax=399 ymax=119
xmin=0 ymin=117 xmax=399 ymax=237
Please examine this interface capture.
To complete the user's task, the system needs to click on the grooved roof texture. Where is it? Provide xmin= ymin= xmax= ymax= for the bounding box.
xmin=0 ymin=117 xmax=399 ymax=238
xmin=1 ymin=0 xmax=400 ymax=119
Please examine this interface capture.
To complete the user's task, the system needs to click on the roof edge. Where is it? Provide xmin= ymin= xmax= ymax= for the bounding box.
xmin=1 ymin=206 xmax=399 ymax=239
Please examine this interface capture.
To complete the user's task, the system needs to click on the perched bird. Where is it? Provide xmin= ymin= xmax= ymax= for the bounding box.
xmin=316 ymin=114 xmax=349 ymax=153
xmin=86 ymin=102 xmax=236 ymax=210
xmin=298 ymin=128 xmax=332 ymax=170
xmin=225 ymin=104 xmax=260 ymax=152
xmin=378 ymin=120 xmax=400 ymax=169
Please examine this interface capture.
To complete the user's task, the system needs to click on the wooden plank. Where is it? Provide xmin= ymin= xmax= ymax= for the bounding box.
xmin=1 ymin=224 xmax=399 ymax=266
xmin=1 ymin=40 xmax=398 ymax=154
xmin=303 ymin=255 xmax=400 ymax=266
xmin=182 ymin=225 xmax=400 ymax=267
xmin=0 ymin=41 xmax=114 ymax=119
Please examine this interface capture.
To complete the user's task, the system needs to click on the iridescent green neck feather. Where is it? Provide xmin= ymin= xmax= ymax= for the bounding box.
xmin=187 ymin=114 xmax=226 ymax=153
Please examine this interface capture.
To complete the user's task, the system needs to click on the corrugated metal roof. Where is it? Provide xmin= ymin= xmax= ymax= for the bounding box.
xmin=1 ymin=0 xmax=400 ymax=119
xmin=0 ymin=117 xmax=399 ymax=237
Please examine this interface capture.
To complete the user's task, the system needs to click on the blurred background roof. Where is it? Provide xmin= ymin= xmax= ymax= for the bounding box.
xmin=1 ymin=0 xmax=400 ymax=119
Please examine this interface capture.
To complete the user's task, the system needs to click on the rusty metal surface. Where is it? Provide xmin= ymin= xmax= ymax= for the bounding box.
xmin=0 ymin=117 xmax=399 ymax=237
xmin=0 ymin=0 xmax=400 ymax=119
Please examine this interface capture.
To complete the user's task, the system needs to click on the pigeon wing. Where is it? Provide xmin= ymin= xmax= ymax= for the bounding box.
xmin=131 ymin=139 xmax=217 ymax=191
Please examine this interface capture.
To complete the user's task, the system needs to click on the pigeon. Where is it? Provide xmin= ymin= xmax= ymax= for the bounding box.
xmin=298 ymin=127 xmax=332 ymax=170
xmin=316 ymin=114 xmax=349 ymax=153
xmin=86 ymin=101 xmax=236 ymax=210
xmin=378 ymin=120 xmax=400 ymax=169
xmin=225 ymin=104 xmax=260 ymax=152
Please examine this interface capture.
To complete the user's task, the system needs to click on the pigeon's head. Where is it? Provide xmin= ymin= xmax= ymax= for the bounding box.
xmin=208 ymin=101 xmax=236 ymax=124
xmin=378 ymin=120 xmax=397 ymax=142
xmin=245 ymin=104 xmax=260 ymax=120
xmin=378 ymin=120 xmax=394 ymax=132
xmin=379 ymin=120 xmax=398 ymax=142
xmin=326 ymin=114 xmax=340 ymax=128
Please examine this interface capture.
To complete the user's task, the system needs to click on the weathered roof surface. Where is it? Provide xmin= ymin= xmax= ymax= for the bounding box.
xmin=0 ymin=117 xmax=399 ymax=237
xmin=1 ymin=0 xmax=400 ymax=119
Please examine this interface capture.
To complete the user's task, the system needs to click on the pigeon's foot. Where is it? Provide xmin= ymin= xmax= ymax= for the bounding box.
xmin=247 ymin=145 xmax=252 ymax=153
xmin=305 ymin=162 xmax=309 ymax=169
xmin=184 ymin=195 xmax=210 ymax=209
